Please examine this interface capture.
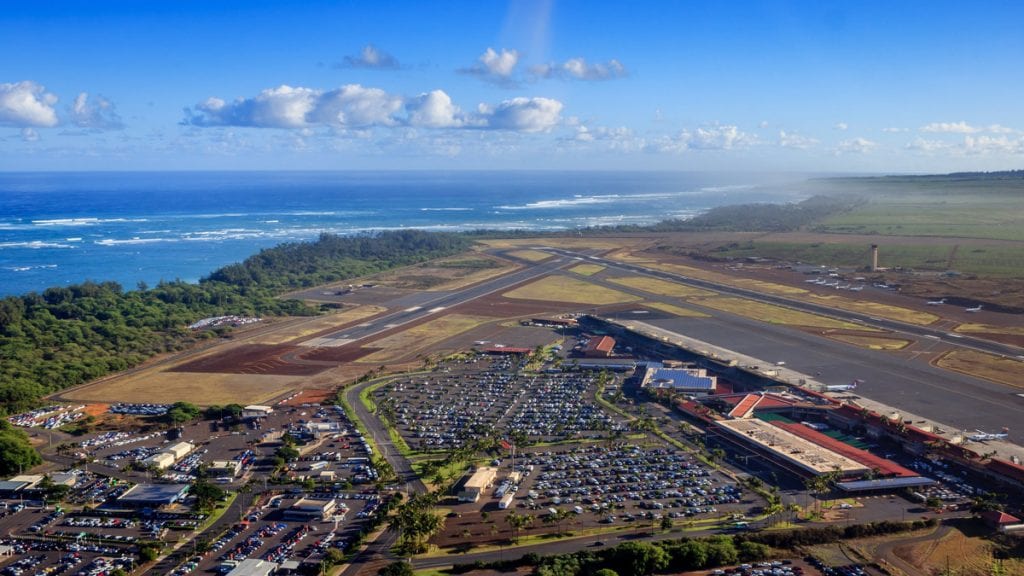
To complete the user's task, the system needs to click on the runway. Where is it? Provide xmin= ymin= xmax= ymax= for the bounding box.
xmin=525 ymin=247 xmax=1024 ymax=444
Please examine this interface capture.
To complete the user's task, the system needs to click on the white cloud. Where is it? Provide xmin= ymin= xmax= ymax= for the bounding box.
xmin=647 ymin=124 xmax=755 ymax=153
xmin=183 ymin=84 xmax=400 ymax=128
xmin=184 ymin=85 xmax=563 ymax=133
xmin=20 ymin=127 xmax=40 ymax=142
xmin=338 ymin=45 xmax=400 ymax=70
xmin=904 ymin=137 xmax=951 ymax=152
xmin=310 ymin=85 xmax=403 ymax=127
xmin=758 ymin=121 xmax=770 ymax=129
xmin=962 ymin=134 xmax=1024 ymax=155
xmin=882 ymin=127 xmax=908 ymax=133
xmin=460 ymin=48 xmax=520 ymax=85
xmin=0 ymin=81 xmax=59 ymax=127
xmin=68 ymin=92 xmax=124 ymax=130
xmin=532 ymin=57 xmax=627 ymax=81
xmin=836 ymin=137 xmax=877 ymax=154
xmin=920 ymin=121 xmax=979 ymax=134
xmin=686 ymin=125 xmax=753 ymax=150
xmin=778 ymin=130 xmax=818 ymax=149
xmin=476 ymin=97 xmax=562 ymax=132
xmin=406 ymin=90 xmax=465 ymax=128
xmin=834 ymin=122 xmax=848 ymax=131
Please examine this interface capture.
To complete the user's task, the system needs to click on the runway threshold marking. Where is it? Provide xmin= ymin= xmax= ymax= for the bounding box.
xmin=428 ymin=306 xmax=446 ymax=313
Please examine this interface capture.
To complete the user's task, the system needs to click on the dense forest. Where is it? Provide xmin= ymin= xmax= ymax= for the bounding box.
xmin=0 ymin=230 xmax=471 ymax=418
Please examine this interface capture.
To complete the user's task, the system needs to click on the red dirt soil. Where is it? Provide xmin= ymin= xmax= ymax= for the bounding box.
xmin=170 ymin=344 xmax=332 ymax=376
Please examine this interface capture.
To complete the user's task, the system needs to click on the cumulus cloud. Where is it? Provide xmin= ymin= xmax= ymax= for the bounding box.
xmin=920 ymin=121 xmax=979 ymax=134
xmin=905 ymin=137 xmax=951 ymax=152
xmin=648 ymin=124 xmax=755 ymax=153
xmin=337 ymin=44 xmax=400 ymax=70
xmin=68 ymin=92 xmax=124 ymax=130
xmin=531 ymin=57 xmax=627 ymax=81
xmin=182 ymin=84 xmax=401 ymax=128
xmin=0 ymin=81 xmax=59 ymax=127
xmin=406 ymin=90 xmax=466 ymax=128
xmin=183 ymin=85 xmax=563 ymax=133
xmin=20 ymin=127 xmax=40 ymax=142
xmin=836 ymin=137 xmax=877 ymax=154
xmin=778 ymin=130 xmax=818 ymax=149
xmin=460 ymin=48 xmax=520 ymax=85
xmin=962 ymin=134 xmax=1024 ymax=155
xmin=476 ymin=97 xmax=562 ymax=132
xmin=834 ymin=122 xmax=848 ymax=131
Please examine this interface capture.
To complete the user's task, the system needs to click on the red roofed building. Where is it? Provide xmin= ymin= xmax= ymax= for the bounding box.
xmin=979 ymin=510 xmax=1021 ymax=530
xmin=770 ymin=420 xmax=918 ymax=478
xmin=581 ymin=336 xmax=615 ymax=358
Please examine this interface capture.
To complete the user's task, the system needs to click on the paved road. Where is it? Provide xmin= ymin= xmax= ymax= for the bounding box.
xmin=339 ymin=375 xmax=430 ymax=576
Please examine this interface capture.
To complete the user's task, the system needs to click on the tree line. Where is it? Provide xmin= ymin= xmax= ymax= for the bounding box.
xmin=0 ymin=230 xmax=470 ymax=472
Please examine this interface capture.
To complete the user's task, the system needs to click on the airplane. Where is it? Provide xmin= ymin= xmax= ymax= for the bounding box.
xmin=965 ymin=305 xmax=982 ymax=313
xmin=967 ymin=429 xmax=1009 ymax=442
xmin=926 ymin=298 xmax=946 ymax=306
xmin=825 ymin=379 xmax=862 ymax=392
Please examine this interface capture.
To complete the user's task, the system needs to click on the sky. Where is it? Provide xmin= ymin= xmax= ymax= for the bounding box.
xmin=2 ymin=0 xmax=1024 ymax=173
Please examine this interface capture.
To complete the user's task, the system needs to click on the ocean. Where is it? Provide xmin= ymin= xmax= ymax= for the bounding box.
xmin=0 ymin=171 xmax=808 ymax=296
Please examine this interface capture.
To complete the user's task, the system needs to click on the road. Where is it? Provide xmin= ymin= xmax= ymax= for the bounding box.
xmin=339 ymin=375 xmax=430 ymax=576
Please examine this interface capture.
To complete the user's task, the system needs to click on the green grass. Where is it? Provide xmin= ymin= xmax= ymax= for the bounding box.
xmin=815 ymin=193 xmax=1024 ymax=242
xmin=714 ymin=240 xmax=1024 ymax=277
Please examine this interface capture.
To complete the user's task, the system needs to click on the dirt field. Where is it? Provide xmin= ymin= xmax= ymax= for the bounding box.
xmin=935 ymin=349 xmax=1024 ymax=389
xmin=170 ymin=344 xmax=332 ymax=376
xmin=503 ymin=275 xmax=642 ymax=305
xmin=60 ymin=370 xmax=302 ymax=405
xmin=247 ymin=306 xmax=387 ymax=344
xmin=278 ymin=388 xmax=335 ymax=406
xmin=362 ymin=314 xmax=494 ymax=363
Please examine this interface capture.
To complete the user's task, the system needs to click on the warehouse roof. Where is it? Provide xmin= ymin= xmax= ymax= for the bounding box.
xmin=716 ymin=419 xmax=866 ymax=475
xmin=118 ymin=483 xmax=189 ymax=504
xmin=645 ymin=368 xmax=716 ymax=390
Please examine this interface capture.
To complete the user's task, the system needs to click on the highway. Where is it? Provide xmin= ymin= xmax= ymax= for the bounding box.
xmin=535 ymin=247 xmax=1023 ymax=359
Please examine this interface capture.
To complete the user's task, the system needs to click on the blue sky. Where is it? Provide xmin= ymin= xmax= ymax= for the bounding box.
xmin=2 ymin=0 xmax=1023 ymax=172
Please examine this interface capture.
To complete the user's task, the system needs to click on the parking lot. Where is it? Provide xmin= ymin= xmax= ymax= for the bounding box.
xmin=375 ymin=354 xmax=628 ymax=451
xmin=182 ymin=493 xmax=373 ymax=575
xmin=437 ymin=441 xmax=759 ymax=545
xmin=0 ymin=536 xmax=135 ymax=576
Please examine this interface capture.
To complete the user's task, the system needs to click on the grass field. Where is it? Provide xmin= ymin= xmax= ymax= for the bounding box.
xmin=506 ymin=249 xmax=553 ymax=262
xmin=955 ymin=323 xmax=1024 ymax=336
xmin=691 ymin=296 xmax=870 ymax=330
xmin=250 ymin=306 xmax=387 ymax=345
xmin=568 ymin=263 xmax=605 ymax=276
xmin=816 ymin=192 xmax=1024 ymax=242
xmin=935 ymin=349 xmax=1024 ymax=389
xmin=709 ymin=240 xmax=1024 ymax=278
xmin=60 ymin=371 xmax=301 ymax=405
xmin=893 ymin=525 xmax=1024 ymax=576
xmin=642 ymin=301 xmax=710 ymax=318
xmin=503 ymin=275 xmax=642 ymax=305
xmin=807 ymin=294 xmax=939 ymax=325
xmin=480 ymin=237 xmax=645 ymax=250
xmin=607 ymin=275 xmax=716 ymax=298
xmin=825 ymin=333 xmax=912 ymax=350
xmin=616 ymin=256 xmax=810 ymax=296
xmin=362 ymin=314 xmax=493 ymax=362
